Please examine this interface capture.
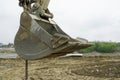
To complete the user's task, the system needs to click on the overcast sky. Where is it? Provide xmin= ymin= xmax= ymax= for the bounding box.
xmin=0 ymin=0 xmax=120 ymax=44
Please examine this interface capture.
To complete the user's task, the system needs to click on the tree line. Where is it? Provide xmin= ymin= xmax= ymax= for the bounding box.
xmin=79 ymin=41 xmax=120 ymax=53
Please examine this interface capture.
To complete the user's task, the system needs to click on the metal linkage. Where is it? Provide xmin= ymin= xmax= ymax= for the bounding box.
xmin=25 ymin=60 xmax=28 ymax=80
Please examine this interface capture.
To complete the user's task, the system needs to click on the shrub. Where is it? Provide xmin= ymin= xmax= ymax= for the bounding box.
xmin=78 ymin=41 xmax=119 ymax=53
xmin=95 ymin=42 xmax=117 ymax=53
xmin=116 ymin=43 xmax=120 ymax=52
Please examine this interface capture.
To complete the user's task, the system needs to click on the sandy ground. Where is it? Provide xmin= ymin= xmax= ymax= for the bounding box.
xmin=0 ymin=54 xmax=120 ymax=80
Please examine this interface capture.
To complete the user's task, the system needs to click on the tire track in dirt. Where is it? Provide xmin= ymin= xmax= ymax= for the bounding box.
xmin=0 ymin=55 xmax=120 ymax=80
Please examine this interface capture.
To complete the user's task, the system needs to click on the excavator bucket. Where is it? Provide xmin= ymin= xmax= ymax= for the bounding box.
xmin=14 ymin=0 xmax=91 ymax=60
